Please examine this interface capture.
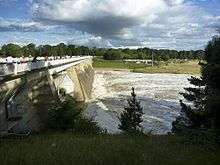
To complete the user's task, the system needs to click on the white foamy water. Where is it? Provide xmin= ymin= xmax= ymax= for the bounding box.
xmin=84 ymin=70 xmax=192 ymax=134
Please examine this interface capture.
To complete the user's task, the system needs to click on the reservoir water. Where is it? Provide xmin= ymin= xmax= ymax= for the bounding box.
xmin=84 ymin=70 xmax=192 ymax=134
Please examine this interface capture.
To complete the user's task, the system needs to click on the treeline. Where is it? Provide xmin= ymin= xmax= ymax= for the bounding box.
xmin=102 ymin=48 xmax=204 ymax=61
xmin=0 ymin=43 xmax=92 ymax=58
xmin=0 ymin=43 xmax=204 ymax=60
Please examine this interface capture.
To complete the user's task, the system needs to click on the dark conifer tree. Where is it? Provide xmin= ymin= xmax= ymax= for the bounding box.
xmin=119 ymin=87 xmax=144 ymax=132
xmin=172 ymin=36 xmax=220 ymax=135
xmin=203 ymin=36 xmax=220 ymax=133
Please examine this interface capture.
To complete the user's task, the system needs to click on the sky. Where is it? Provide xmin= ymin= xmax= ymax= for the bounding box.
xmin=0 ymin=0 xmax=219 ymax=50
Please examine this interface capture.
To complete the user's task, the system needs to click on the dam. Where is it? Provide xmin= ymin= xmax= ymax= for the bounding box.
xmin=0 ymin=56 xmax=94 ymax=135
xmin=85 ymin=70 xmax=191 ymax=134
xmin=0 ymin=57 xmax=192 ymax=135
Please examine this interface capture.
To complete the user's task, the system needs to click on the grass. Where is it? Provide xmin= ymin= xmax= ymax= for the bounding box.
xmin=93 ymin=58 xmax=146 ymax=70
xmin=93 ymin=58 xmax=201 ymax=75
xmin=133 ymin=60 xmax=201 ymax=75
xmin=0 ymin=133 xmax=219 ymax=165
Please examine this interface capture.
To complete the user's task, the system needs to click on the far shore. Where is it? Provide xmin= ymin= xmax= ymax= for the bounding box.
xmin=93 ymin=59 xmax=201 ymax=75
xmin=94 ymin=68 xmax=130 ymax=72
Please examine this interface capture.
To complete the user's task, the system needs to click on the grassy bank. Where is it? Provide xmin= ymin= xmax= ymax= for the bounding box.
xmin=133 ymin=60 xmax=201 ymax=75
xmin=93 ymin=58 xmax=201 ymax=75
xmin=0 ymin=133 xmax=219 ymax=165
xmin=93 ymin=58 xmax=146 ymax=70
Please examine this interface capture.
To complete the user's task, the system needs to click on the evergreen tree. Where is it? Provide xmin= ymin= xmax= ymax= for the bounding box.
xmin=48 ymin=95 xmax=80 ymax=131
xmin=172 ymin=36 xmax=220 ymax=135
xmin=203 ymin=36 xmax=220 ymax=133
xmin=119 ymin=87 xmax=144 ymax=132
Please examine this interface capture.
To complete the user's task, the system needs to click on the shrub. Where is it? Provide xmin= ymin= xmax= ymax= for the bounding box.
xmin=74 ymin=116 xmax=103 ymax=135
xmin=48 ymin=95 xmax=80 ymax=131
xmin=48 ymin=94 xmax=102 ymax=134
xmin=119 ymin=87 xmax=144 ymax=133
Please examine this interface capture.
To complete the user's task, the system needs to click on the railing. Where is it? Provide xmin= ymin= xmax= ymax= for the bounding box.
xmin=0 ymin=56 xmax=91 ymax=77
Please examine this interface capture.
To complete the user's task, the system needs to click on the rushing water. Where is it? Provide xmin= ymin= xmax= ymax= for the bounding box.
xmin=84 ymin=70 xmax=192 ymax=134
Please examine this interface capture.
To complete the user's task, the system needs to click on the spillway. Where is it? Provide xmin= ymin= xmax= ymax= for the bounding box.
xmin=84 ymin=70 xmax=192 ymax=134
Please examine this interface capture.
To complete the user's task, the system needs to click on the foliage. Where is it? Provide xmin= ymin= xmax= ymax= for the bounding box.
xmin=22 ymin=43 xmax=37 ymax=57
xmin=172 ymin=36 xmax=220 ymax=139
xmin=103 ymin=49 xmax=123 ymax=60
xmin=119 ymin=87 xmax=144 ymax=133
xmin=48 ymin=94 xmax=101 ymax=134
xmin=203 ymin=37 xmax=220 ymax=133
xmin=73 ymin=116 xmax=103 ymax=135
xmin=48 ymin=95 xmax=80 ymax=131
xmin=0 ymin=43 xmax=204 ymax=60
xmin=0 ymin=43 xmax=23 ymax=57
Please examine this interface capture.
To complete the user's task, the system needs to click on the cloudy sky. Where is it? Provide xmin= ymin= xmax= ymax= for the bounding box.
xmin=0 ymin=0 xmax=219 ymax=50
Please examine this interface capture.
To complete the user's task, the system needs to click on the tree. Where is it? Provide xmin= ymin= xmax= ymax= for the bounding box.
xmin=94 ymin=48 xmax=106 ymax=57
xmin=23 ymin=43 xmax=36 ymax=57
xmin=203 ymin=36 xmax=220 ymax=133
xmin=0 ymin=43 xmax=205 ymax=60
xmin=48 ymin=93 xmax=102 ymax=134
xmin=57 ymin=43 xmax=67 ymax=56
xmin=1 ymin=43 xmax=23 ymax=57
xmin=48 ymin=95 xmax=80 ymax=131
xmin=103 ymin=49 xmax=123 ymax=60
xmin=42 ymin=45 xmax=53 ymax=56
xmin=67 ymin=45 xmax=75 ymax=56
xmin=119 ymin=87 xmax=144 ymax=133
xmin=172 ymin=36 xmax=220 ymax=136
xmin=51 ymin=46 xmax=59 ymax=57
xmin=0 ymin=49 xmax=2 ymax=57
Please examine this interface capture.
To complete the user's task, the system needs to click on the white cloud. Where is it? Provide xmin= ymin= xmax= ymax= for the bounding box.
xmin=69 ymin=36 xmax=113 ymax=48
xmin=1 ymin=0 xmax=219 ymax=50
xmin=31 ymin=0 xmax=167 ymax=21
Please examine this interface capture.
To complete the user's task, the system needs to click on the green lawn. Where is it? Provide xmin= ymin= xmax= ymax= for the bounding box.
xmin=133 ymin=60 xmax=201 ymax=75
xmin=0 ymin=133 xmax=219 ymax=165
xmin=93 ymin=58 xmax=201 ymax=75
xmin=93 ymin=58 xmax=146 ymax=70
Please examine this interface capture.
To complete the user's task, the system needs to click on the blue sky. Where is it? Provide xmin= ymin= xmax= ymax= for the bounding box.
xmin=0 ymin=0 xmax=28 ymax=19
xmin=0 ymin=0 xmax=219 ymax=50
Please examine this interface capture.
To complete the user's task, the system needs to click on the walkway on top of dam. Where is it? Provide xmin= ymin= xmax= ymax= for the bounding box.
xmin=0 ymin=56 xmax=92 ymax=82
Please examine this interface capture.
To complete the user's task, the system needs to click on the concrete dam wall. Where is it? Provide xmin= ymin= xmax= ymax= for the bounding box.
xmin=0 ymin=58 xmax=94 ymax=134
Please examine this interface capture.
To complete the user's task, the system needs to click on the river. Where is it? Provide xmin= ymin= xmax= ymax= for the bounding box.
xmin=84 ymin=70 xmax=192 ymax=134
